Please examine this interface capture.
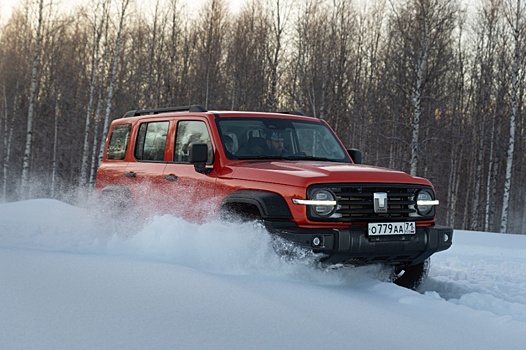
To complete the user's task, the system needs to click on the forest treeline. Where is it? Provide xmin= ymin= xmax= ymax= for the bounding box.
xmin=0 ymin=0 xmax=525 ymax=233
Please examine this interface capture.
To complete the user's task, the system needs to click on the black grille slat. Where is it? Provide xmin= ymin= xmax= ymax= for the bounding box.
xmin=338 ymin=209 xmax=376 ymax=214
xmin=309 ymin=183 xmax=433 ymax=222
xmin=338 ymin=200 xmax=370 ymax=205
xmin=335 ymin=184 xmax=416 ymax=221
xmin=392 ymin=200 xmax=414 ymax=206
xmin=338 ymin=191 xmax=415 ymax=197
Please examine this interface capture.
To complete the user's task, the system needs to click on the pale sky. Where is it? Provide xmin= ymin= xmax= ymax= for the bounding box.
xmin=0 ymin=0 xmax=246 ymax=22
xmin=0 ymin=0 xmax=16 ymax=20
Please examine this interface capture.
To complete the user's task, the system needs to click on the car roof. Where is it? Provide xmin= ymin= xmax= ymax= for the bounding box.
xmin=118 ymin=105 xmax=320 ymax=123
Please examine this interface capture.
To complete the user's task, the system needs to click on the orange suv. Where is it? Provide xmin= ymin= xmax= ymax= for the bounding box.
xmin=96 ymin=105 xmax=453 ymax=289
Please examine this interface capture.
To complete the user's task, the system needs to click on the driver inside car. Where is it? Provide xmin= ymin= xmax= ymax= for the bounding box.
xmin=267 ymin=131 xmax=288 ymax=156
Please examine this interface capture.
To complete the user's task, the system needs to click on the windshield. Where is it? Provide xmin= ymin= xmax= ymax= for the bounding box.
xmin=217 ymin=117 xmax=350 ymax=163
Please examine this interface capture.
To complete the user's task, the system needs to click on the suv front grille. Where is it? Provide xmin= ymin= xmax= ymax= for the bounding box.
xmin=309 ymin=184 xmax=433 ymax=222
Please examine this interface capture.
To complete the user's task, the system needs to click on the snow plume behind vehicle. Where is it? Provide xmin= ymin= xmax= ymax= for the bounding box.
xmin=0 ymin=198 xmax=388 ymax=285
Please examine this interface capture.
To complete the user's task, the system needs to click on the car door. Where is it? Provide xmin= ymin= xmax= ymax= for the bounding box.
xmin=123 ymin=119 xmax=170 ymax=212
xmin=96 ymin=123 xmax=132 ymax=192
xmin=162 ymin=119 xmax=218 ymax=221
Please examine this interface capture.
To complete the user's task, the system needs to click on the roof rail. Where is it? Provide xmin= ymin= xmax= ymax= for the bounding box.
xmin=121 ymin=105 xmax=207 ymax=118
xmin=278 ymin=110 xmax=305 ymax=116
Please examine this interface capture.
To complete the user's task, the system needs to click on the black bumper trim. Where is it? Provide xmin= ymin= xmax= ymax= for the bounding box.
xmin=265 ymin=221 xmax=453 ymax=266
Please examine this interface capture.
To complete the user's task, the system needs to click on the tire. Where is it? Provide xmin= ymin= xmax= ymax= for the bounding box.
xmin=391 ymin=258 xmax=430 ymax=290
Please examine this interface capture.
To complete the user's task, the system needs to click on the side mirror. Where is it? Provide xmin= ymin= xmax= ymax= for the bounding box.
xmin=348 ymin=148 xmax=362 ymax=164
xmin=189 ymin=143 xmax=212 ymax=174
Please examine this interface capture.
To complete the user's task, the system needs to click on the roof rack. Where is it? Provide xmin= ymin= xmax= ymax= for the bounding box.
xmin=122 ymin=105 xmax=207 ymax=118
xmin=278 ymin=110 xmax=305 ymax=116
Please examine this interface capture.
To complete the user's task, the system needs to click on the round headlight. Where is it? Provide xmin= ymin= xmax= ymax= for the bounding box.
xmin=311 ymin=189 xmax=336 ymax=217
xmin=416 ymin=190 xmax=434 ymax=216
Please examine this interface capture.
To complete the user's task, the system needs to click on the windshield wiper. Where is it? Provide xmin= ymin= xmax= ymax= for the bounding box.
xmin=282 ymin=155 xmax=342 ymax=162
xmin=235 ymin=154 xmax=346 ymax=163
xmin=236 ymin=155 xmax=284 ymax=160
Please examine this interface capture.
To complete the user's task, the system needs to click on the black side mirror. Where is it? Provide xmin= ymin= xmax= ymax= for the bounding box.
xmin=189 ymin=143 xmax=212 ymax=174
xmin=348 ymin=148 xmax=362 ymax=164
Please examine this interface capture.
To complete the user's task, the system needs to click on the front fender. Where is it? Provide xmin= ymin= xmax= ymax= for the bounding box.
xmin=220 ymin=190 xmax=292 ymax=220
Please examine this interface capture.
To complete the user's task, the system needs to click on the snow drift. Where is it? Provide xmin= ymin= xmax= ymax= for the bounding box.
xmin=1 ymin=199 xmax=525 ymax=349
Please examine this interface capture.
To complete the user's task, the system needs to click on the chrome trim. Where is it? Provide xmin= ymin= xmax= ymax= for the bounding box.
xmin=417 ymin=200 xmax=439 ymax=206
xmin=373 ymin=192 xmax=388 ymax=213
xmin=292 ymin=198 xmax=337 ymax=206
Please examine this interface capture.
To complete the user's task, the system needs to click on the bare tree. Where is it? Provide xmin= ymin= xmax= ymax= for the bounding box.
xmin=1 ymin=85 xmax=18 ymax=201
xmin=98 ymin=0 xmax=130 ymax=166
xmin=387 ymin=0 xmax=458 ymax=176
xmin=193 ymin=0 xmax=228 ymax=108
xmin=20 ymin=0 xmax=45 ymax=197
xmin=500 ymin=0 xmax=524 ymax=232
xmin=289 ymin=0 xmax=333 ymax=117
xmin=226 ymin=0 xmax=270 ymax=110
xmin=266 ymin=0 xmax=293 ymax=111
xmin=0 ymin=11 xmax=28 ymax=201
xmin=465 ymin=0 xmax=504 ymax=230
xmin=79 ymin=0 xmax=109 ymax=186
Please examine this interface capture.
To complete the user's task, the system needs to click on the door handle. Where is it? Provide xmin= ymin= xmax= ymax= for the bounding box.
xmin=163 ymin=174 xmax=178 ymax=181
xmin=124 ymin=171 xmax=136 ymax=178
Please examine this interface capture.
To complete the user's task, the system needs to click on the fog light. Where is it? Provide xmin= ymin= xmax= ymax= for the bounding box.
xmin=443 ymin=233 xmax=450 ymax=243
xmin=312 ymin=237 xmax=322 ymax=247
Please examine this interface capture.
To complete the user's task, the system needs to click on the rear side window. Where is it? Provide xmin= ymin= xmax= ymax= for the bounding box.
xmin=134 ymin=121 xmax=169 ymax=161
xmin=107 ymin=124 xmax=131 ymax=160
xmin=174 ymin=120 xmax=214 ymax=164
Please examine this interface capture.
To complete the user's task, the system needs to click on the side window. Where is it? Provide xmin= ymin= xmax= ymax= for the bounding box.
xmin=174 ymin=120 xmax=214 ymax=164
xmin=107 ymin=124 xmax=131 ymax=160
xmin=134 ymin=121 xmax=169 ymax=161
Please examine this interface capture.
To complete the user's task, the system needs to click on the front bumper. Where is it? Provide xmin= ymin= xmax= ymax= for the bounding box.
xmin=265 ymin=222 xmax=453 ymax=266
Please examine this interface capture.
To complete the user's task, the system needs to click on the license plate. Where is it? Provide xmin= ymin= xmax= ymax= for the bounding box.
xmin=368 ymin=222 xmax=416 ymax=236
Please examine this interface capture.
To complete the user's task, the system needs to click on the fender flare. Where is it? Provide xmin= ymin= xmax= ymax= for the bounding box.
xmin=220 ymin=190 xmax=292 ymax=220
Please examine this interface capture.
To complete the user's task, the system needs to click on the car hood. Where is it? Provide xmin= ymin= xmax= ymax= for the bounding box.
xmin=226 ymin=161 xmax=431 ymax=187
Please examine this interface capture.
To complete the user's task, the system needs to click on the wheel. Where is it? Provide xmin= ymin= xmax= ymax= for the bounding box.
xmin=391 ymin=258 xmax=430 ymax=290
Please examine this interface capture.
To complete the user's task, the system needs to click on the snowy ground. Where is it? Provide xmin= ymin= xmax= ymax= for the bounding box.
xmin=1 ymin=199 xmax=525 ymax=349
